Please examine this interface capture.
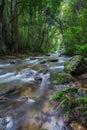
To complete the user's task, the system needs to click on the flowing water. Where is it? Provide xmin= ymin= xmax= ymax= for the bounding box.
xmin=0 ymin=52 xmax=72 ymax=130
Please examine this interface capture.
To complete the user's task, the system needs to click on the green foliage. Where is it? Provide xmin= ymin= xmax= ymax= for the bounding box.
xmin=76 ymin=44 xmax=87 ymax=56
xmin=63 ymin=26 xmax=82 ymax=55
xmin=53 ymin=87 xmax=87 ymax=125
xmin=51 ymin=72 xmax=71 ymax=85
xmin=53 ymin=87 xmax=77 ymax=99
xmin=59 ymin=0 xmax=87 ymax=56
xmin=1 ymin=0 xmax=87 ymax=55
xmin=0 ymin=0 xmax=62 ymax=55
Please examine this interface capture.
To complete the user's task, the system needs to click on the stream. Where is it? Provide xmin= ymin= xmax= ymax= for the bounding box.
xmin=0 ymin=52 xmax=73 ymax=130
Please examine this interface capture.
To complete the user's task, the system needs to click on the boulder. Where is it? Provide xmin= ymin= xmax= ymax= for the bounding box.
xmin=50 ymin=71 xmax=71 ymax=84
xmin=64 ymin=55 xmax=87 ymax=75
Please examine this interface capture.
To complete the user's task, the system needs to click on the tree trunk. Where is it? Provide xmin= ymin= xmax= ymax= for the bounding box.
xmin=0 ymin=0 xmax=5 ymax=54
xmin=10 ymin=0 xmax=18 ymax=55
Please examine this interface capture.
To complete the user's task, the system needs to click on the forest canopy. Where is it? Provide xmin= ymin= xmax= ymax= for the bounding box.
xmin=0 ymin=0 xmax=87 ymax=56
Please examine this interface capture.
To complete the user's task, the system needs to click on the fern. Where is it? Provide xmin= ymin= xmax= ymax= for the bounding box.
xmin=53 ymin=86 xmax=87 ymax=126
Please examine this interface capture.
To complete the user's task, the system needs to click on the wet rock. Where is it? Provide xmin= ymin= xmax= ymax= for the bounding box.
xmin=34 ymin=77 xmax=42 ymax=83
xmin=10 ymin=60 xmax=16 ymax=64
xmin=48 ymin=57 xmax=59 ymax=62
xmin=0 ymin=86 xmax=18 ymax=96
xmin=59 ymin=53 xmax=62 ymax=57
xmin=50 ymin=71 xmax=71 ymax=84
xmin=39 ymin=60 xmax=46 ymax=64
xmin=30 ymin=57 xmax=36 ymax=60
xmin=64 ymin=55 xmax=87 ymax=75
xmin=37 ymin=69 xmax=49 ymax=74
xmin=46 ymin=53 xmax=51 ymax=56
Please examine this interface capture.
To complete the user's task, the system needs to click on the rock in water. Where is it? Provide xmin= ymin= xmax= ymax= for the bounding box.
xmin=48 ymin=57 xmax=59 ymax=62
xmin=10 ymin=60 xmax=16 ymax=64
xmin=50 ymin=71 xmax=71 ymax=84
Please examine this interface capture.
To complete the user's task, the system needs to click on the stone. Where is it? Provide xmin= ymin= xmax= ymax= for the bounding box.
xmin=10 ymin=60 xmax=16 ymax=64
xmin=50 ymin=71 xmax=71 ymax=84
xmin=30 ymin=57 xmax=36 ymax=60
xmin=48 ymin=57 xmax=59 ymax=62
xmin=39 ymin=60 xmax=46 ymax=64
xmin=34 ymin=77 xmax=42 ymax=83
xmin=64 ymin=55 xmax=87 ymax=75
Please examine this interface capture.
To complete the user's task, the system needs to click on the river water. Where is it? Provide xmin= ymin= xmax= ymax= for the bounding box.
xmin=0 ymin=52 xmax=73 ymax=130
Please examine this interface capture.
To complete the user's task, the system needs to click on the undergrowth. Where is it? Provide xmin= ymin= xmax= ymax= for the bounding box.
xmin=53 ymin=87 xmax=87 ymax=127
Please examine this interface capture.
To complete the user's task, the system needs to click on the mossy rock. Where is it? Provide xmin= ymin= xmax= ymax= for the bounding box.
xmin=64 ymin=55 xmax=87 ymax=75
xmin=39 ymin=60 xmax=46 ymax=64
xmin=50 ymin=71 xmax=71 ymax=84
xmin=48 ymin=57 xmax=59 ymax=62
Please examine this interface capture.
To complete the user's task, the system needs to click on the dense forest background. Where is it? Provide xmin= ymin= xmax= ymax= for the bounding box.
xmin=0 ymin=0 xmax=87 ymax=56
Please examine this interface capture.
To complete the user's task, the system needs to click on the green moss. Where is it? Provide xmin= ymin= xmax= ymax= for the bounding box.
xmin=64 ymin=55 xmax=83 ymax=73
xmin=50 ymin=71 xmax=71 ymax=84
xmin=48 ymin=57 xmax=59 ymax=62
